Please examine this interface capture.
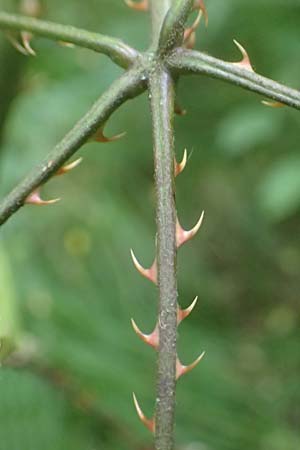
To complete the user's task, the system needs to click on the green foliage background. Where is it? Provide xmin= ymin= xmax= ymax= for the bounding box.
xmin=0 ymin=1 xmax=299 ymax=449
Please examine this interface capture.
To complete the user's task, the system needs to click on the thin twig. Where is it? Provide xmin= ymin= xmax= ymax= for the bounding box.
xmin=0 ymin=11 xmax=139 ymax=68
xmin=166 ymin=47 xmax=300 ymax=110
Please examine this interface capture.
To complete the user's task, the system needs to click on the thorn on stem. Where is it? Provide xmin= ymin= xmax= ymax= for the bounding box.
xmin=175 ymin=103 xmax=187 ymax=116
xmin=132 ymin=393 xmax=155 ymax=433
xmin=177 ymin=296 xmax=198 ymax=324
xmin=232 ymin=40 xmax=254 ymax=72
xmin=25 ymin=189 xmax=60 ymax=206
xmin=130 ymin=250 xmax=157 ymax=285
xmin=184 ymin=8 xmax=203 ymax=49
xmin=131 ymin=319 xmax=159 ymax=349
xmin=56 ymin=157 xmax=83 ymax=176
xmin=176 ymin=351 xmax=205 ymax=379
xmin=20 ymin=31 xmax=36 ymax=56
xmin=193 ymin=0 xmax=208 ymax=27
xmin=176 ymin=211 xmax=205 ymax=248
xmin=262 ymin=100 xmax=285 ymax=108
xmin=174 ymin=149 xmax=188 ymax=177
xmin=91 ymin=125 xmax=126 ymax=143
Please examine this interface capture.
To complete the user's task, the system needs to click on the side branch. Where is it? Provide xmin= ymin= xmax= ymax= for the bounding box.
xmin=149 ymin=66 xmax=177 ymax=450
xmin=167 ymin=48 xmax=300 ymax=110
xmin=0 ymin=12 xmax=139 ymax=68
xmin=0 ymin=66 xmax=146 ymax=226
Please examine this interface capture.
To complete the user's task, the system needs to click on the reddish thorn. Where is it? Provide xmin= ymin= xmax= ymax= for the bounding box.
xmin=184 ymin=8 xmax=203 ymax=48
xmin=176 ymin=351 xmax=205 ymax=380
xmin=177 ymin=296 xmax=198 ymax=324
xmin=125 ymin=0 xmax=148 ymax=11
xmin=130 ymin=249 xmax=157 ymax=284
xmin=176 ymin=211 xmax=205 ymax=248
xmin=174 ymin=149 xmax=188 ymax=177
xmin=261 ymin=100 xmax=285 ymax=108
xmin=92 ymin=126 xmax=126 ymax=143
xmin=132 ymin=393 xmax=155 ymax=433
xmin=232 ymin=40 xmax=254 ymax=72
xmin=56 ymin=157 xmax=83 ymax=176
xmin=20 ymin=31 xmax=36 ymax=56
xmin=193 ymin=0 xmax=208 ymax=27
xmin=131 ymin=319 xmax=159 ymax=349
xmin=25 ymin=190 xmax=60 ymax=206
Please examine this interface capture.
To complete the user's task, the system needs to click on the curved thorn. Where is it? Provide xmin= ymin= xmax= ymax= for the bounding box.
xmin=193 ymin=0 xmax=208 ymax=27
xmin=130 ymin=249 xmax=157 ymax=284
xmin=184 ymin=9 xmax=203 ymax=48
xmin=178 ymin=296 xmax=198 ymax=324
xmin=56 ymin=157 xmax=83 ymax=176
xmin=176 ymin=351 xmax=205 ymax=379
xmin=25 ymin=190 xmax=60 ymax=206
xmin=131 ymin=319 xmax=159 ymax=349
xmin=92 ymin=125 xmax=126 ymax=143
xmin=176 ymin=211 xmax=205 ymax=248
xmin=125 ymin=0 xmax=148 ymax=11
xmin=132 ymin=393 xmax=155 ymax=433
xmin=5 ymin=32 xmax=29 ymax=56
xmin=21 ymin=31 xmax=36 ymax=56
xmin=174 ymin=149 xmax=188 ymax=177
xmin=262 ymin=100 xmax=285 ymax=108
xmin=232 ymin=39 xmax=254 ymax=72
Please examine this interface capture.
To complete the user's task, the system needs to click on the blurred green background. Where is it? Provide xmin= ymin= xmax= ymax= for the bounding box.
xmin=0 ymin=1 xmax=299 ymax=449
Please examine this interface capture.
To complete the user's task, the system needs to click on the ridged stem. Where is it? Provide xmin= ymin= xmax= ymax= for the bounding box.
xmin=150 ymin=63 xmax=177 ymax=450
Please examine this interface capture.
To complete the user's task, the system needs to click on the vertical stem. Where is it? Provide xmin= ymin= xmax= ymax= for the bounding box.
xmin=150 ymin=0 xmax=172 ymax=46
xmin=149 ymin=66 xmax=177 ymax=450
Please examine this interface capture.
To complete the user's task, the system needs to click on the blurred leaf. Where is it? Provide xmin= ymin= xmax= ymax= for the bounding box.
xmin=257 ymin=155 xmax=300 ymax=221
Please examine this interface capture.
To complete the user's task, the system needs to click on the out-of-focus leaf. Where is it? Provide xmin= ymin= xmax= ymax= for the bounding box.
xmin=257 ymin=155 xmax=300 ymax=221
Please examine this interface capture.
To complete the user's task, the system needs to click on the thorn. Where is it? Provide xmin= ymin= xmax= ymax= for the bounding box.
xmin=176 ymin=351 xmax=205 ymax=379
xmin=25 ymin=189 xmax=60 ymax=206
xmin=174 ymin=149 xmax=188 ymax=177
xmin=130 ymin=250 xmax=157 ymax=285
xmin=262 ymin=100 xmax=285 ymax=108
xmin=232 ymin=40 xmax=254 ymax=72
xmin=131 ymin=319 xmax=159 ymax=349
xmin=91 ymin=125 xmax=126 ymax=143
xmin=20 ymin=31 xmax=36 ymax=56
xmin=184 ymin=8 xmax=203 ymax=49
xmin=132 ymin=393 xmax=155 ymax=433
xmin=175 ymin=103 xmax=187 ymax=116
xmin=56 ymin=157 xmax=83 ymax=176
xmin=58 ymin=41 xmax=76 ymax=48
xmin=193 ymin=0 xmax=208 ymax=27
xmin=125 ymin=0 xmax=149 ymax=11
xmin=5 ymin=32 xmax=30 ymax=56
xmin=176 ymin=211 xmax=205 ymax=248
xmin=177 ymin=296 xmax=198 ymax=324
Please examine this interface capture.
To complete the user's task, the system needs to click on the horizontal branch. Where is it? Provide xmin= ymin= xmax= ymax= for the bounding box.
xmin=0 ymin=66 xmax=146 ymax=226
xmin=0 ymin=11 xmax=139 ymax=68
xmin=166 ymin=48 xmax=300 ymax=110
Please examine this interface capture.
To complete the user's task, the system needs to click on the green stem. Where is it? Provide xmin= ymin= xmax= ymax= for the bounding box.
xmin=150 ymin=64 xmax=177 ymax=450
xmin=0 ymin=11 xmax=139 ymax=68
xmin=0 ymin=66 xmax=146 ymax=226
xmin=167 ymin=48 xmax=300 ymax=110
xmin=150 ymin=0 xmax=172 ymax=47
xmin=158 ymin=0 xmax=194 ymax=55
